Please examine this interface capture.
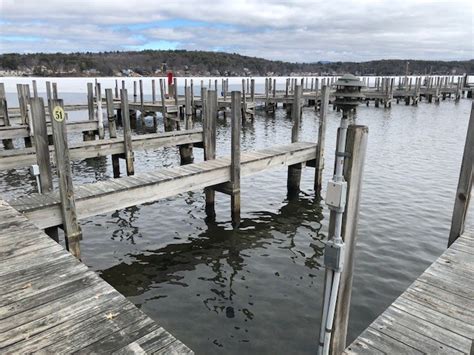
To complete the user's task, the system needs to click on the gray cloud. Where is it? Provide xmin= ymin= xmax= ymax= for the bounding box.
xmin=0 ymin=0 xmax=472 ymax=61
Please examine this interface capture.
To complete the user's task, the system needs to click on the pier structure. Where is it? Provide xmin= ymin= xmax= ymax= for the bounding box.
xmin=342 ymin=102 xmax=474 ymax=354
xmin=3 ymin=84 xmax=329 ymax=257
xmin=1 ymin=74 xmax=470 ymax=153
xmin=0 ymin=84 xmax=332 ymax=352
xmin=0 ymin=198 xmax=193 ymax=354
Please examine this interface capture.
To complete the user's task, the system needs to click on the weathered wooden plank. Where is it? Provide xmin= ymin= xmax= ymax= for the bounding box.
xmin=449 ymin=102 xmax=473 ymax=246
xmin=345 ymin=231 xmax=474 ymax=354
xmin=11 ymin=142 xmax=317 ymax=229
xmin=369 ymin=314 xmax=464 ymax=354
xmin=50 ymin=99 xmax=82 ymax=258
xmin=0 ymin=199 xmax=192 ymax=353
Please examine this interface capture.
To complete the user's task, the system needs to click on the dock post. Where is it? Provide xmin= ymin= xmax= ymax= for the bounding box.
xmin=179 ymin=86 xmax=194 ymax=165
xmin=0 ymin=84 xmax=13 ymax=149
xmin=330 ymin=124 xmax=369 ymax=355
xmin=32 ymin=80 xmax=38 ymax=98
xmin=314 ymin=86 xmax=330 ymax=194
xmin=204 ymin=89 xmax=217 ymax=219
xmin=115 ymin=79 xmax=119 ymax=99
xmin=133 ymin=81 xmax=137 ymax=103
xmin=17 ymin=84 xmax=32 ymax=147
xmin=105 ymin=89 xmax=121 ymax=178
xmin=160 ymin=79 xmax=173 ymax=132
xmin=120 ymin=89 xmax=135 ymax=176
xmin=30 ymin=97 xmax=58 ymax=242
xmin=230 ymin=91 xmax=241 ymax=227
xmin=265 ymin=78 xmax=269 ymax=112
xmin=95 ymin=82 xmax=105 ymax=139
xmin=190 ymin=79 xmax=195 ymax=117
xmin=241 ymin=79 xmax=247 ymax=121
xmin=152 ymin=79 xmax=156 ymax=104
xmin=287 ymin=85 xmax=302 ymax=196
xmin=250 ymin=79 xmax=255 ymax=119
xmin=85 ymin=82 xmax=96 ymax=141
xmin=31 ymin=97 xmax=53 ymax=193
xmin=448 ymin=102 xmax=473 ymax=247
xmin=50 ymin=99 xmax=82 ymax=259
xmin=139 ymin=79 xmax=144 ymax=121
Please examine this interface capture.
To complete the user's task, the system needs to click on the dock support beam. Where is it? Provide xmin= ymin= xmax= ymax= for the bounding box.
xmin=0 ymin=83 xmax=13 ymax=149
xmin=105 ymin=89 xmax=121 ymax=178
xmin=448 ymin=102 xmax=473 ymax=247
xmin=121 ymin=89 xmax=135 ymax=176
xmin=204 ymin=89 xmax=217 ymax=219
xmin=287 ymin=85 xmax=302 ymax=196
xmin=30 ymin=97 xmax=58 ymax=242
xmin=179 ymin=86 xmax=194 ymax=165
xmin=50 ymin=99 xmax=82 ymax=259
xmin=329 ymin=125 xmax=369 ymax=354
xmin=230 ymin=91 xmax=241 ymax=227
xmin=314 ymin=86 xmax=329 ymax=194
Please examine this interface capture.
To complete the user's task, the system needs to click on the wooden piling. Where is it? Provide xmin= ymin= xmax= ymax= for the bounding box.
xmin=287 ymin=85 xmax=302 ymax=195
xmin=95 ymin=82 xmax=105 ymax=139
xmin=120 ymin=89 xmax=135 ymax=176
xmin=160 ymin=79 xmax=172 ymax=132
xmin=30 ymin=97 xmax=53 ymax=194
xmin=105 ymin=89 xmax=120 ymax=178
xmin=30 ymin=97 xmax=58 ymax=241
xmin=242 ymin=79 xmax=247 ymax=121
xmin=179 ymin=86 xmax=194 ymax=165
xmin=133 ymin=81 xmax=137 ymax=103
xmin=230 ymin=91 xmax=241 ymax=228
xmin=0 ymin=83 xmax=13 ymax=149
xmin=50 ymin=99 xmax=82 ymax=258
xmin=330 ymin=124 xmax=369 ymax=355
xmin=314 ymin=86 xmax=330 ymax=193
xmin=448 ymin=102 xmax=473 ymax=247
xmin=152 ymin=79 xmax=156 ymax=104
xmin=204 ymin=89 xmax=217 ymax=219
xmin=32 ymin=80 xmax=38 ymax=98
xmin=85 ymin=83 xmax=96 ymax=141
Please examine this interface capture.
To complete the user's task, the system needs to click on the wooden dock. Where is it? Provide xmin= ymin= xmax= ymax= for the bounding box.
xmin=8 ymin=141 xmax=317 ymax=229
xmin=342 ymin=102 xmax=474 ymax=355
xmin=344 ymin=230 xmax=474 ymax=354
xmin=0 ymin=199 xmax=192 ymax=354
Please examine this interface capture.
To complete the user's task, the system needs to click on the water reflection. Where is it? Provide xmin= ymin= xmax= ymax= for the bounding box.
xmin=99 ymin=194 xmax=326 ymax=315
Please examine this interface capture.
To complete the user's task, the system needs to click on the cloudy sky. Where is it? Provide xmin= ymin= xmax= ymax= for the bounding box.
xmin=0 ymin=0 xmax=472 ymax=62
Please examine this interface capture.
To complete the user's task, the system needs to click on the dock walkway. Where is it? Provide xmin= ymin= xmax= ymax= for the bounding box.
xmin=344 ymin=230 xmax=474 ymax=354
xmin=9 ymin=141 xmax=317 ymax=229
xmin=0 ymin=198 xmax=192 ymax=354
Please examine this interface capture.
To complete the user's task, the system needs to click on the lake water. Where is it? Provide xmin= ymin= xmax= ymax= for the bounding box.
xmin=1 ymin=77 xmax=472 ymax=354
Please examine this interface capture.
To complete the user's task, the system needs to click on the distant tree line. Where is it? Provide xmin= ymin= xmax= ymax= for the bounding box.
xmin=0 ymin=50 xmax=472 ymax=76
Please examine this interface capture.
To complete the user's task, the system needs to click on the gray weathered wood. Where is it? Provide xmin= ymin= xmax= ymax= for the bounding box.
xmin=204 ymin=89 xmax=216 ymax=218
xmin=120 ymin=89 xmax=134 ymax=176
xmin=0 ymin=83 xmax=13 ymax=149
xmin=95 ymin=82 xmax=105 ymax=139
xmin=50 ymin=99 xmax=82 ymax=258
xmin=331 ymin=125 xmax=369 ymax=354
xmin=448 ymin=102 xmax=473 ymax=246
xmin=106 ymin=89 xmax=120 ymax=178
xmin=10 ymin=142 xmax=317 ymax=229
xmin=344 ymin=230 xmax=474 ymax=354
xmin=314 ymin=85 xmax=329 ymax=193
xmin=30 ymin=98 xmax=53 ymax=194
xmin=287 ymin=85 xmax=302 ymax=194
xmin=179 ymin=86 xmax=194 ymax=165
xmin=85 ymin=82 xmax=96 ymax=141
xmin=231 ymin=91 xmax=241 ymax=227
xmin=0 ymin=199 xmax=192 ymax=354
